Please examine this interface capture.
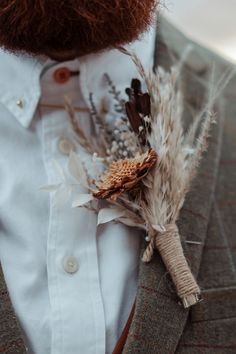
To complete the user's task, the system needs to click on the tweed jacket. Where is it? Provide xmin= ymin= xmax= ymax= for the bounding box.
xmin=1 ymin=16 xmax=236 ymax=354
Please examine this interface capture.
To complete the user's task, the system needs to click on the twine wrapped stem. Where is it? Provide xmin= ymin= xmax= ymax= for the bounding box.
xmin=142 ymin=224 xmax=201 ymax=308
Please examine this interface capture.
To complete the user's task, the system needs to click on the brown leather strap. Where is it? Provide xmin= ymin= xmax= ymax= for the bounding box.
xmin=112 ymin=302 xmax=136 ymax=354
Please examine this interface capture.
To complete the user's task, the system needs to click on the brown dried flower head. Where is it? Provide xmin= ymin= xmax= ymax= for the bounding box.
xmin=93 ymin=149 xmax=157 ymax=201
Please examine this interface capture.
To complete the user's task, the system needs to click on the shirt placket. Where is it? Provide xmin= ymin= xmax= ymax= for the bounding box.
xmin=40 ymin=61 xmax=106 ymax=354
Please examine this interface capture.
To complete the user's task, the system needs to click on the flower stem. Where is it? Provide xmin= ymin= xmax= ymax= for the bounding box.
xmin=154 ymin=224 xmax=201 ymax=308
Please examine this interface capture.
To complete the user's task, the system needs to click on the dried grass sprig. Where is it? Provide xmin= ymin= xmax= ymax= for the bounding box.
xmin=64 ymin=96 xmax=95 ymax=155
xmin=104 ymin=73 xmax=126 ymax=114
xmin=88 ymin=92 xmax=112 ymax=155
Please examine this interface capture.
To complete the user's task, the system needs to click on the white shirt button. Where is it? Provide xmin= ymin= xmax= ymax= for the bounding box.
xmin=16 ymin=99 xmax=24 ymax=108
xmin=58 ymin=138 xmax=75 ymax=155
xmin=63 ymin=256 xmax=79 ymax=274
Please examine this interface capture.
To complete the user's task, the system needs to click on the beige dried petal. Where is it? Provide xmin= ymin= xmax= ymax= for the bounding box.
xmin=93 ymin=149 xmax=157 ymax=200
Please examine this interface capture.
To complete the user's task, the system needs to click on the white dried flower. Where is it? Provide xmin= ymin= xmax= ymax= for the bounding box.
xmin=138 ymin=126 xmax=144 ymax=132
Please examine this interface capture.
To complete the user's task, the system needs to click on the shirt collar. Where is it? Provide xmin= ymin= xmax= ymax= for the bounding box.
xmin=0 ymin=50 xmax=46 ymax=128
xmin=0 ymin=26 xmax=155 ymax=129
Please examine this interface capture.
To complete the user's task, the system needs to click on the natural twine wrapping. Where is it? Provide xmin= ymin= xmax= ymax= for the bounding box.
xmin=142 ymin=224 xmax=201 ymax=308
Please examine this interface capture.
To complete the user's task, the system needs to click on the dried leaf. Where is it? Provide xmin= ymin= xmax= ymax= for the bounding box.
xmin=118 ymin=217 xmax=146 ymax=230
xmin=72 ymin=194 xmax=94 ymax=208
xmin=53 ymin=185 xmax=72 ymax=208
xmin=39 ymin=184 xmax=61 ymax=192
xmin=52 ymin=159 xmax=66 ymax=181
xmin=97 ymin=207 xmax=126 ymax=225
xmin=68 ymin=151 xmax=88 ymax=187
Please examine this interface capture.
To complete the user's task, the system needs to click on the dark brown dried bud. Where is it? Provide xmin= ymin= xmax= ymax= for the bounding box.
xmin=125 ymin=78 xmax=151 ymax=146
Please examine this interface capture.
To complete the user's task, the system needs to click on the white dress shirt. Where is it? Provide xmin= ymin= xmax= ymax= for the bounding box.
xmin=0 ymin=27 xmax=155 ymax=354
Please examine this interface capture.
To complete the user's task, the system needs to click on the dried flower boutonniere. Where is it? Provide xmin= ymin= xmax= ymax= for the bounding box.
xmin=43 ymin=48 xmax=229 ymax=308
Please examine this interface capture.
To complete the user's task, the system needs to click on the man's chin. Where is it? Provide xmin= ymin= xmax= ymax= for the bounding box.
xmin=44 ymin=48 xmax=81 ymax=62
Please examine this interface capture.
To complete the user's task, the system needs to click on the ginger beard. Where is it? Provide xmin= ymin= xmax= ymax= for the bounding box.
xmin=0 ymin=0 xmax=157 ymax=61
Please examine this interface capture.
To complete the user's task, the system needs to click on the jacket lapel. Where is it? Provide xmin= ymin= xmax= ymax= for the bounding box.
xmin=124 ymin=17 xmax=226 ymax=354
